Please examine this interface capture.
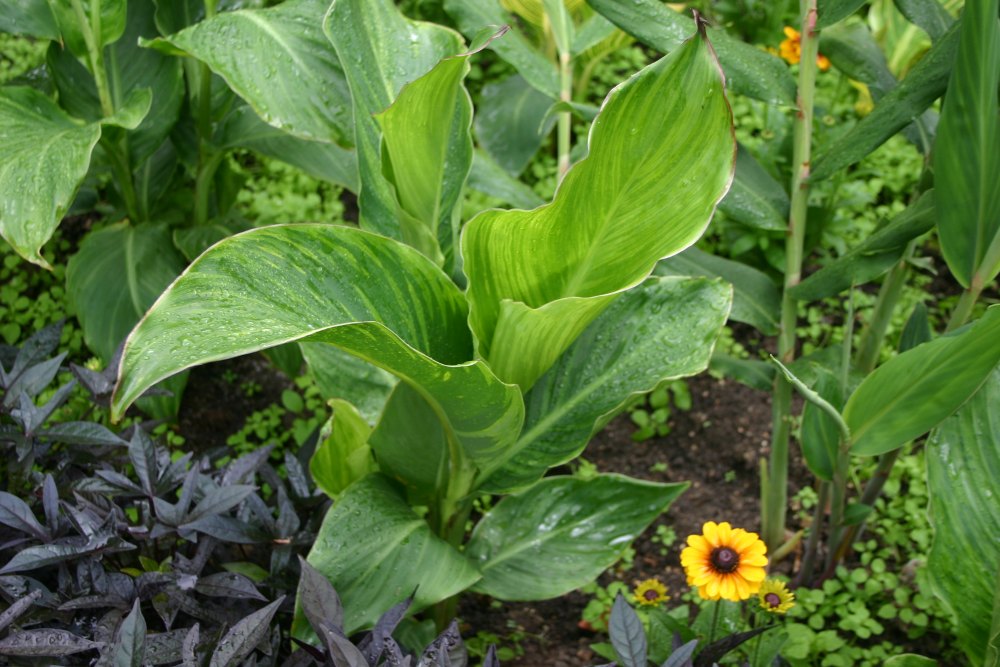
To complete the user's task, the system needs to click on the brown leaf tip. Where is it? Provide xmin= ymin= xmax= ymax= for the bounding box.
xmin=691 ymin=9 xmax=712 ymax=38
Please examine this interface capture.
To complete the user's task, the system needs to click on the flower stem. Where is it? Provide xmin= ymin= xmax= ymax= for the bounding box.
xmin=763 ymin=0 xmax=820 ymax=551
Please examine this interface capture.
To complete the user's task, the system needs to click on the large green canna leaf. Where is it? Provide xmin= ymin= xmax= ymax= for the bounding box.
xmin=933 ymin=0 xmax=1000 ymax=289
xmin=305 ymin=474 xmax=480 ymax=633
xmin=816 ymin=0 xmax=867 ymax=28
xmin=375 ymin=48 xmax=477 ymax=270
xmin=443 ymin=0 xmax=560 ymax=98
xmin=149 ymin=0 xmax=353 ymax=145
xmin=0 ymin=0 xmax=58 ymax=39
xmin=324 ymin=0 xmax=463 ymax=258
xmin=466 ymin=474 xmax=686 ymax=600
xmin=479 ymin=277 xmax=731 ymax=492
xmin=47 ymin=0 xmax=126 ymax=61
xmin=216 ymin=106 xmax=358 ymax=192
xmin=66 ymin=222 xmax=188 ymax=418
xmin=810 ymin=21 xmax=959 ymax=181
xmin=110 ymin=224 xmax=524 ymax=472
xmin=475 ymin=74 xmax=555 ymax=177
xmin=587 ymin=0 xmax=795 ymax=105
xmin=789 ymin=191 xmax=936 ymax=301
xmin=656 ymin=247 xmax=780 ymax=335
xmin=926 ymin=367 xmax=1000 ymax=665
xmin=845 ymin=306 xmax=1000 ymax=456
xmin=0 ymin=87 xmax=148 ymax=268
xmin=717 ymin=145 xmax=789 ymax=232
xmin=463 ymin=29 xmax=734 ymax=390
xmin=48 ymin=0 xmax=184 ymax=166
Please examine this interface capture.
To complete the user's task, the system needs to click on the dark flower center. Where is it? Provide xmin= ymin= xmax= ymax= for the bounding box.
xmin=764 ymin=593 xmax=782 ymax=608
xmin=644 ymin=589 xmax=660 ymax=601
xmin=710 ymin=547 xmax=740 ymax=573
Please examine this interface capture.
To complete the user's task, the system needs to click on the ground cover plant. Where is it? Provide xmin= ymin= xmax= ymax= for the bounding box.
xmin=1 ymin=0 xmax=999 ymax=665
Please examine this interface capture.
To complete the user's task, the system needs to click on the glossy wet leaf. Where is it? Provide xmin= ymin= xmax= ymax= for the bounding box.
xmin=933 ymin=0 xmax=1000 ymax=288
xmin=790 ymin=191 xmax=936 ymax=301
xmin=810 ymin=22 xmax=959 ymax=181
xmin=216 ymin=106 xmax=358 ymax=191
xmin=195 ymin=573 xmax=267 ymax=601
xmin=310 ymin=398 xmax=376 ymax=499
xmin=110 ymin=225 xmax=524 ymax=473
xmin=47 ymin=0 xmax=126 ymax=60
xmin=0 ymin=590 xmax=41 ymax=634
xmin=368 ymin=384 xmax=448 ymax=503
xmin=480 ymin=277 xmax=730 ymax=492
xmin=657 ymin=246 xmax=779 ymax=334
xmin=926 ymin=366 xmax=1000 ymax=665
xmin=151 ymin=0 xmax=352 ymax=144
xmin=0 ymin=0 xmax=58 ymax=39
xmin=305 ymin=475 xmax=480 ymax=633
xmin=717 ymin=145 xmax=789 ymax=232
xmin=301 ymin=344 xmax=396 ymax=425
xmin=324 ymin=0 xmax=462 ymax=255
xmin=209 ymin=597 xmax=283 ymax=667
xmin=0 ymin=87 xmax=101 ymax=268
xmin=66 ymin=222 xmax=188 ymax=418
xmin=444 ymin=0 xmax=560 ymax=97
xmin=845 ymin=306 xmax=1000 ymax=456
xmin=610 ymin=594 xmax=646 ymax=667
xmin=48 ymin=0 xmax=184 ymax=165
xmin=475 ymin=74 xmax=554 ymax=176
xmin=894 ymin=0 xmax=954 ymax=41
xmin=463 ymin=30 xmax=734 ymax=390
xmin=587 ymin=0 xmax=796 ymax=104
xmin=0 ymin=491 xmax=47 ymax=540
xmin=467 ymin=474 xmax=686 ymax=599
xmin=297 ymin=556 xmax=344 ymax=633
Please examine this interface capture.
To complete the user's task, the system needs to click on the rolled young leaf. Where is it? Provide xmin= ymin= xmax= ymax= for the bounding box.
xmin=304 ymin=474 xmax=480 ymax=633
xmin=466 ymin=474 xmax=686 ymax=600
xmin=932 ymin=0 xmax=1000 ymax=288
xmin=325 ymin=0 xmax=463 ymax=252
xmin=845 ymin=306 xmax=1000 ymax=456
xmin=110 ymin=224 xmax=524 ymax=472
xmin=926 ymin=366 xmax=1000 ymax=665
xmin=479 ymin=276 xmax=731 ymax=492
xmin=463 ymin=25 xmax=735 ymax=390
xmin=310 ymin=399 xmax=376 ymax=500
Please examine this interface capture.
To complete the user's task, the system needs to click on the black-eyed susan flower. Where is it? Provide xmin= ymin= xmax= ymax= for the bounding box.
xmin=757 ymin=578 xmax=796 ymax=614
xmin=779 ymin=26 xmax=831 ymax=71
xmin=680 ymin=521 xmax=768 ymax=601
xmin=633 ymin=578 xmax=669 ymax=607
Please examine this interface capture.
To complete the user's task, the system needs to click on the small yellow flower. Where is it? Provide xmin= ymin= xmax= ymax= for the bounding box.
xmin=757 ymin=579 xmax=796 ymax=614
xmin=779 ymin=26 xmax=831 ymax=71
xmin=633 ymin=579 xmax=669 ymax=607
xmin=680 ymin=521 xmax=768 ymax=601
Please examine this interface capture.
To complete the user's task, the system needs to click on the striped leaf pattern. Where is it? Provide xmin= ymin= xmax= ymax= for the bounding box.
xmin=110 ymin=224 xmax=523 ymax=470
xmin=463 ymin=30 xmax=735 ymax=390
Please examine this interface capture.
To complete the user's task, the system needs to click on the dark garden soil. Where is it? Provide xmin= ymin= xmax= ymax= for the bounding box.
xmin=176 ymin=357 xmax=806 ymax=666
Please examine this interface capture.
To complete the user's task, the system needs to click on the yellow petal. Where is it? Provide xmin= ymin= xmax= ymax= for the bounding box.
xmin=742 ymin=553 xmax=769 ymax=567
xmin=733 ymin=575 xmax=750 ymax=600
xmin=719 ymin=576 xmax=736 ymax=601
xmin=702 ymin=521 xmax=720 ymax=546
xmin=784 ymin=26 xmax=800 ymax=39
xmin=716 ymin=522 xmax=732 ymax=545
xmin=706 ymin=577 xmax=720 ymax=599
xmin=738 ymin=565 xmax=767 ymax=582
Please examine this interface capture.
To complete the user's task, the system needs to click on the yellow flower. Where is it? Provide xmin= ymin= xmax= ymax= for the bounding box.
xmin=757 ymin=579 xmax=796 ymax=614
xmin=779 ymin=26 xmax=831 ymax=71
xmin=633 ymin=579 xmax=669 ymax=607
xmin=680 ymin=521 xmax=768 ymax=601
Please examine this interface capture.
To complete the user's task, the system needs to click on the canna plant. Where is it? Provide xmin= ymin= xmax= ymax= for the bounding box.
xmin=108 ymin=0 xmax=737 ymax=633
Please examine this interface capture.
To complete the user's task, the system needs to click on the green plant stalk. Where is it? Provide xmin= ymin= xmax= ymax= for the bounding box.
xmin=71 ymin=0 xmax=114 ymax=117
xmin=763 ymin=0 xmax=820 ymax=551
xmin=194 ymin=151 xmax=227 ymax=225
xmin=855 ymin=246 xmax=914 ymax=373
xmin=557 ymin=51 xmax=573 ymax=181
xmin=795 ymin=480 xmax=829 ymax=587
xmin=827 ymin=447 xmax=901 ymax=569
xmin=947 ymin=231 xmax=1000 ymax=331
